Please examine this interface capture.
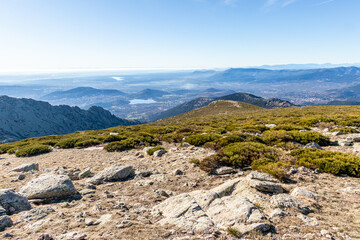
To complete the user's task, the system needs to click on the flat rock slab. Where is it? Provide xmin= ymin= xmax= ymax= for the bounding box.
xmin=0 ymin=189 xmax=32 ymax=215
xmin=20 ymin=174 xmax=78 ymax=200
xmin=11 ymin=163 xmax=39 ymax=172
xmin=87 ymin=165 xmax=134 ymax=185
xmin=153 ymin=177 xmax=270 ymax=234
xmin=19 ymin=206 xmax=55 ymax=222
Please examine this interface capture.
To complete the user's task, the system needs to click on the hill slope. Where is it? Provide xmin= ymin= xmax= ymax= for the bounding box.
xmin=168 ymin=100 xmax=263 ymax=120
xmin=150 ymin=92 xmax=295 ymax=121
xmin=42 ymin=87 xmax=127 ymax=100
xmin=0 ymin=95 xmax=138 ymax=142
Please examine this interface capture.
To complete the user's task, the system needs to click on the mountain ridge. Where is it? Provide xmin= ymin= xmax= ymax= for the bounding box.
xmin=149 ymin=92 xmax=295 ymax=121
xmin=0 ymin=95 xmax=138 ymax=142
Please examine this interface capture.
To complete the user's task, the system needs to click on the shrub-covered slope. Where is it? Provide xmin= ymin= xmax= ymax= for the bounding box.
xmin=2 ymin=101 xmax=360 ymax=179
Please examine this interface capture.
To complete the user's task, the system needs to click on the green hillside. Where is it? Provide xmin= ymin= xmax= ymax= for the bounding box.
xmin=2 ymin=102 xmax=360 ymax=180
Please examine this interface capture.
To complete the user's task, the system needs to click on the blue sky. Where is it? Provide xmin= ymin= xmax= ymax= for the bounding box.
xmin=0 ymin=0 xmax=359 ymax=72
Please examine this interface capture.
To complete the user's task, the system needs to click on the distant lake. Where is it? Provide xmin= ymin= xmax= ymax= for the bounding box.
xmin=130 ymin=99 xmax=157 ymax=104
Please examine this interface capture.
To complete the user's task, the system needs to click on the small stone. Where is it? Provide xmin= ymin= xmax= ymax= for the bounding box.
xmin=173 ymin=169 xmax=183 ymax=175
xmin=85 ymin=218 xmax=97 ymax=226
xmin=304 ymin=142 xmax=323 ymax=150
xmin=214 ymin=166 xmax=237 ymax=175
xmin=37 ymin=233 xmax=54 ymax=240
xmin=265 ymin=124 xmax=277 ymax=128
xmin=181 ymin=142 xmax=191 ymax=148
xmin=94 ymin=214 xmax=112 ymax=225
xmin=153 ymin=149 xmax=166 ymax=157
xmin=270 ymin=208 xmax=286 ymax=218
xmin=155 ymin=189 xmax=170 ymax=198
xmin=18 ymin=174 xmax=26 ymax=181
xmin=78 ymin=168 xmax=92 ymax=179
xmin=79 ymin=189 xmax=96 ymax=196
xmin=3 ymin=233 xmax=14 ymax=238
xmin=332 ymin=131 xmax=344 ymax=136
xmin=0 ymin=215 xmax=12 ymax=231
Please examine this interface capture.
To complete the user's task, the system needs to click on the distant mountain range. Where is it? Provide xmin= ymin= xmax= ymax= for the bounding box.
xmin=149 ymin=92 xmax=295 ymax=121
xmin=0 ymin=96 xmax=138 ymax=143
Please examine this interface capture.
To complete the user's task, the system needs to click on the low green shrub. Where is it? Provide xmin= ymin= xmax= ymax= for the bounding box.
xmin=329 ymin=127 xmax=359 ymax=134
xmin=15 ymin=144 xmax=51 ymax=157
xmin=185 ymin=133 xmax=221 ymax=146
xmin=102 ymin=135 xmax=126 ymax=143
xmin=290 ymin=131 xmax=330 ymax=146
xmin=207 ymin=133 xmax=263 ymax=150
xmin=262 ymin=130 xmax=294 ymax=145
xmin=199 ymin=154 xmax=222 ymax=174
xmin=291 ymin=149 xmax=360 ymax=177
xmin=147 ymin=146 xmax=165 ymax=155
xmin=240 ymin=125 xmax=269 ymax=133
xmin=56 ymin=138 xmax=82 ymax=148
xmin=220 ymin=142 xmax=278 ymax=168
xmin=251 ymin=158 xmax=291 ymax=182
xmin=104 ymin=138 xmax=140 ymax=152
xmin=74 ymin=139 xmax=101 ymax=147
xmin=189 ymin=158 xmax=200 ymax=166
xmin=273 ymin=124 xmax=308 ymax=131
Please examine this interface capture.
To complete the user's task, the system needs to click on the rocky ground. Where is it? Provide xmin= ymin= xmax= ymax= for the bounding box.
xmin=0 ymin=139 xmax=359 ymax=240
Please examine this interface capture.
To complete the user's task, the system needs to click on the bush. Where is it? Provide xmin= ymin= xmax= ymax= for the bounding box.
xmin=104 ymin=138 xmax=140 ymax=152
xmin=273 ymin=124 xmax=308 ymax=131
xmin=220 ymin=142 xmax=278 ymax=168
xmin=185 ymin=133 xmax=221 ymax=146
xmin=329 ymin=127 xmax=359 ymax=134
xmin=199 ymin=154 xmax=222 ymax=174
xmin=204 ymin=133 xmax=263 ymax=150
xmin=290 ymin=131 xmax=330 ymax=146
xmin=56 ymin=138 xmax=82 ymax=148
xmin=251 ymin=158 xmax=290 ymax=182
xmin=147 ymin=146 xmax=165 ymax=155
xmin=262 ymin=130 xmax=294 ymax=145
xmin=102 ymin=135 xmax=126 ymax=143
xmin=74 ymin=139 xmax=101 ymax=147
xmin=240 ymin=125 xmax=269 ymax=133
xmin=15 ymin=144 xmax=51 ymax=157
xmin=291 ymin=149 xmax=360 ymax=177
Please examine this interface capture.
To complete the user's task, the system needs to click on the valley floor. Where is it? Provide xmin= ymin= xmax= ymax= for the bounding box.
xmin=0 ymin=143 xmax=359 ymax=239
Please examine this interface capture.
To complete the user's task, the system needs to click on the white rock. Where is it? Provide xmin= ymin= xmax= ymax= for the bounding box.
xmin=11 ymin=163 xmax=39 ymax=172
xmin=20 ymin=174 xmax=78 ymax=200
xmin=87 ymin=165 xmax=134 ymax=185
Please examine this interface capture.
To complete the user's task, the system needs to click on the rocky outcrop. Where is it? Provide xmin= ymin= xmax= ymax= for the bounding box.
xmin=0 ymin=189 xmax=32 ymax=215
xmin=153 ymin=171 xmax=313 ymax=236
xmin=19 ymin=206 xmax=55 ymax=222
xmin=87 ymin=165 xmax=134 ymax=185
xmin=19 ymin=174 xmax=78 ymax=200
